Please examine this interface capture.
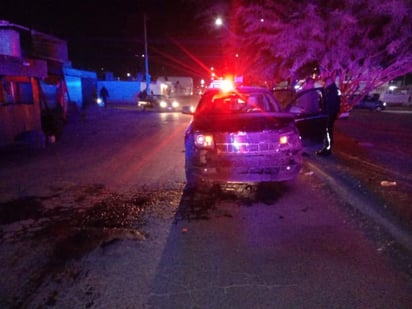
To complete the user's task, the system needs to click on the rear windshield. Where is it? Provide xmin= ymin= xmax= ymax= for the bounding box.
xmin=196 ymin=89 xmax=280 ymax=114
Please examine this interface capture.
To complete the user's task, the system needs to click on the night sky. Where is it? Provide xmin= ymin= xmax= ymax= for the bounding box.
xmin=1 ymin=0 xmax=221 ymax=79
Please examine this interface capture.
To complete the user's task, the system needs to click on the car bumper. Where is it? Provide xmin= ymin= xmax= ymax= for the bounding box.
xmin=186 ymin=152 xmax=302 ymax=184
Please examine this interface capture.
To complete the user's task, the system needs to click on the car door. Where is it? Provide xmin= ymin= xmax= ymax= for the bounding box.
xmin=286 ymin=88 xmax=328 ymax=146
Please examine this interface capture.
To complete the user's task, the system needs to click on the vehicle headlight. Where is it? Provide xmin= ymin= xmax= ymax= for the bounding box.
xmin=172 ymin=100 xmax=179 ymax=108
xmin=194 ymin=133 xmax=214 ymax=148
xmin=159 ymin=100 xmax=168 ymax=108
xmin=279 ymin=128 xmax=301 ymax=148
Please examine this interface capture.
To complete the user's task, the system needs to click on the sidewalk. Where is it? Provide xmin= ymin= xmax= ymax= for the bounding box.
xmin=385 ymin=105 xmax=412 ymax=113
xmin=302 ymin=110 xmax=412 ymax=256
xmin=304 ymin=152 xmax=412 ymax=254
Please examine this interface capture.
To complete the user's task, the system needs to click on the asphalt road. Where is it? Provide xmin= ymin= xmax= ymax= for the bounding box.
xmin=0 ymin=105 xmax=411 ymax=308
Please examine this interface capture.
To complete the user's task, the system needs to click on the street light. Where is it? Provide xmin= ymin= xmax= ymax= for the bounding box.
xmin=213 ymin=17 xmax=241 ymax=81
xmin=215 ymin=17 xmax=223 ymax=27
xmin=144 ymin=14 xmax=151 ymax=95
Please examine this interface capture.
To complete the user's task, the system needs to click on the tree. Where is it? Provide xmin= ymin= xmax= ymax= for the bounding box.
xmin=234 ymin=0 xmax=412 ymax=109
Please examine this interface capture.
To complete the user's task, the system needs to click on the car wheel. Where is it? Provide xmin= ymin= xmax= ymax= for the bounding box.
xmin=375 ymin=106 xmax=383 ymax=112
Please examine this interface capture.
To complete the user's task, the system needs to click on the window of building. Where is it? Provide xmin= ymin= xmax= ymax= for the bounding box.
xmin=0 ymin=77 xmax=34 ymax=105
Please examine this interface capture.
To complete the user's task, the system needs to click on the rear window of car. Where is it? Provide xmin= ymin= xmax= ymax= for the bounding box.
xmin=197 ymin=89 xmax=280 ymax=114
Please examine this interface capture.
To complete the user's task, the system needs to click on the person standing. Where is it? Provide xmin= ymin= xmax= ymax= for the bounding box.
xmin=99 ymin=86 xmax=109 ymax=108
xmin=316 ymin=77 xmax=341 ymax=156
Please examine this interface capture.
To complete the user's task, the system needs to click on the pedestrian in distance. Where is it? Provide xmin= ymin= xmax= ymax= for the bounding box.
xmin=316 ymin=77 xmax=341 ymax=156
xmin=99 ymin=86 xmax=109 ymax=108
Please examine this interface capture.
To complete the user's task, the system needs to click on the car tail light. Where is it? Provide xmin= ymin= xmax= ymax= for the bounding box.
xmin=194 ymin=133 xmax=214 ymax=148
xmin=279 ymin=135 xmax=288 ymax=145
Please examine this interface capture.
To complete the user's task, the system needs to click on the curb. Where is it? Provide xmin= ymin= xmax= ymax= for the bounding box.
xmin=304 ymin=157 xmax=412 ymax=254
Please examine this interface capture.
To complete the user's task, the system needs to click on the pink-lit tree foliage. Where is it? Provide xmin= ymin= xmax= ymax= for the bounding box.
xmin=234 ymin=0 xmax=412 ymax=109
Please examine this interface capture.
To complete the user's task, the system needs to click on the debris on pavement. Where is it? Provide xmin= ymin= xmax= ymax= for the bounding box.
xmin=380 ymin=180 xmax=397 ymax=187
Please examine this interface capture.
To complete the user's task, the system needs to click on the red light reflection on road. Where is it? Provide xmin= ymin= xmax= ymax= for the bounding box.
xmin=102 ymin=120 xmax=188 ymax=187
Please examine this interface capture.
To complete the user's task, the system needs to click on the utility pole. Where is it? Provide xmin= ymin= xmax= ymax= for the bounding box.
xmin=144 ymin=14 xmax=150 ymax=95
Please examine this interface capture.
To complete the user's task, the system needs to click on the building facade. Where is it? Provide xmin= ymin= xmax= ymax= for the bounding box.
xmin=0 ymin=20 xmax=96 ymax=148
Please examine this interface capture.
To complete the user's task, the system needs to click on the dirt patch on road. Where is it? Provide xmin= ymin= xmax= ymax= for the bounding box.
xmin=0 ymin=183 xmax=183 ymax=307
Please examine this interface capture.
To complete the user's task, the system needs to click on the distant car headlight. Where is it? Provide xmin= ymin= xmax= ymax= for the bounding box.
xmin=172 ymin=100 xmax=179 ymax=108
xmin=159 ymin=100 xmax=168 ymax=108
xmin=96 ymin=97 xmax=104 ymax=106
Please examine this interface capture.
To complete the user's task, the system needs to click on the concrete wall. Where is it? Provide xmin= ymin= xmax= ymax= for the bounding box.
xmin=158 ymin=76 xmax=193 ymax=95
xmin=64 ymin=67 xmax=97 ymax=108
xmin=96 ymin=78 xmax=192 ymax=105
xmin=97 ymin=81 xmax=143 ymax=104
